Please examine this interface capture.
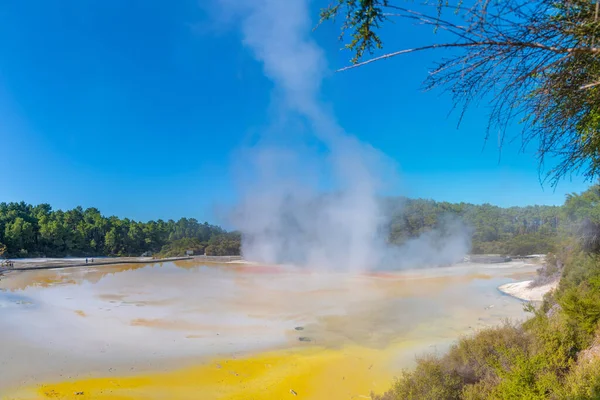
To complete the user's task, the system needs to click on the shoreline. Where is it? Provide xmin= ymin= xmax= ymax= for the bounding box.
xmin=498 ymin=279 xmax=558 ymax=302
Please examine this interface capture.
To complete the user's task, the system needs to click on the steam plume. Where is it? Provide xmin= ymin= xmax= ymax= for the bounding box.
xmin=217 ymin=0 xmax=470 ymax=270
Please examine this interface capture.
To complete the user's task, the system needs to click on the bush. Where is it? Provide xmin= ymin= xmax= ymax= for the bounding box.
xmin=470 ymin=240 xmax=506 ymax=255
xmin=504 ymin=233 xmax=556 ymax=256
xmin=374 ymin=323 xmax=532 ymax=400
xmin=374 ymin=314 xmax=592 ymax=400
xmin=157 ymin=237 xmax=207 ymax=258
xmin=555 ymin=252 xmax=600 ymax=335
xmin=373 ymin=356 xmax=463 ymax=400
xmin=204 ymin=232 xmax=241 ymax=256
xmin=556 ymin=358 xmax=600 ymax=399
xmin=488 ymin=313 xmax=580 ymax=399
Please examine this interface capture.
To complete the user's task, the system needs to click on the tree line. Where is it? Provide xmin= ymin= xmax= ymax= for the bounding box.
xmin=0 ymin=202 xmax=240 ymax=258
xmin=1 ymin=195 xmax=589 ymax=259
xmin=386 ymin=198 xmax=563 ymax=256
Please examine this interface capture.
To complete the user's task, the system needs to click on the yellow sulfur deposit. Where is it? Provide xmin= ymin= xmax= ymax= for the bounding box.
xmin=5 ymin=345 xmax=398 ymax=400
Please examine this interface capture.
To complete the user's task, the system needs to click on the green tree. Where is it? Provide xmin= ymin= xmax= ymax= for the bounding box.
xmin=4 ymin=217 xmax=35 ymax=253
xmin=0 ymin=201 xmax=239 ymax=258
xmin=205 ymin=232 xmax=242 ymax=256
xmin=104 ymin=228 xmax=120 ymax=256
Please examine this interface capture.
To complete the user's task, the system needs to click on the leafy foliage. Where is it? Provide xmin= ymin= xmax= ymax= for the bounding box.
xmin=155 ymin=238 xmax=208 ymax=258
xmin=557 ymin=357 xmax=600 ymax=399
xmin=319 ymin=0 xmax=389 ymax=63
xmin=556 ymin=252 xmax=600 ymax=335
xmin=205 ymin=232 xmax=242 ymax=256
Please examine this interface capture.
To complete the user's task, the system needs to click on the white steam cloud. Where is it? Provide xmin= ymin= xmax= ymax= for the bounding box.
xmin=217 ymin=0 xmax=471 ymax=270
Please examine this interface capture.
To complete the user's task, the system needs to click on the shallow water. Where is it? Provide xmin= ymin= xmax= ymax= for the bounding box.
xmin=0 ymin=260 xmax=537 ymax=399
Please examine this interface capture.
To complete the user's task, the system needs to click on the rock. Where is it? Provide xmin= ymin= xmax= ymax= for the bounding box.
xmin=290 ymin=389 xmax=298 ymax=396
xmin=298 ymin=336 xmax=312 ymax=342
xmin=579 ymin=336 xmax=600 ymax=364
xmin=294 ymin=326 xmax=304 ymax=331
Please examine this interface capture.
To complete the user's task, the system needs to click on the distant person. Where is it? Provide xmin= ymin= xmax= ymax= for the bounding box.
xmin=86 ymin=258 xmax=88 ymax=264
xmin=91 ymin=258 xmax=94 ymax=263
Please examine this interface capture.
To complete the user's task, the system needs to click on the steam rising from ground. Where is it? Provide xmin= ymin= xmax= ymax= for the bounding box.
xmin=217 ymin=0 xmax=470 ymax=270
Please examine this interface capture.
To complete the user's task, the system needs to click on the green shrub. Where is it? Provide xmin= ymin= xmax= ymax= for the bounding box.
xmin=559 ymin=283 xmax=600 ymax=335
xmin=444 ymin=323 xmax=531 ymax=382
xmin=374 ymin=323 xmax=532 ymax=400
xmin=374 ymin=315 xmax=593 ymax=400
xmin=556 ymin=358 xmax=600 ymax=399
xmin=461 ymin=378 xmax=498 ymax=400
xmin=555 ymin=252 xmax=600 ymax=336
xmin=373 ymin=355 xmax=463 ymax=400
xmin=204 ymin=232 xmax=241 ymax=256
xmin=504 ymin=233 xmax=556 ymax=256
xmin=157 ymin=237 xmax=207 ymax=258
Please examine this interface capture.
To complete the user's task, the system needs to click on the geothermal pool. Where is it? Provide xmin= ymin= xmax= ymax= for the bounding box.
xmin=0 ymin=260 xmax=537 ymax=399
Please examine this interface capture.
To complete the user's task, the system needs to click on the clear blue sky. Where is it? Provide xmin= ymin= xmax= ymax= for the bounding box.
xmin=0 ymin=1 xmax=591 ymax=223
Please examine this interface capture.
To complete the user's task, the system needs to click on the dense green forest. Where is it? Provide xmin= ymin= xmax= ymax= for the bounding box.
xmin=0 ymin=198 xmax=573 ymax=259
xmin=0 ymin=202 xmax=241 ymax=258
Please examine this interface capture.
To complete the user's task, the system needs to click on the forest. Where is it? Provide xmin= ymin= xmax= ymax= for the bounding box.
xmin=0 ymin=195 xmax=580 ymax=259
xmin=0 ymin=202 xmax=241 ymax=258
xmin=387 ymin=199 xmax=561 ymax=255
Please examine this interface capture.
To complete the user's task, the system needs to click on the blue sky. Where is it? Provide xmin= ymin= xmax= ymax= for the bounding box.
xmin=0 ymin=1 xmax=591 ymax=223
